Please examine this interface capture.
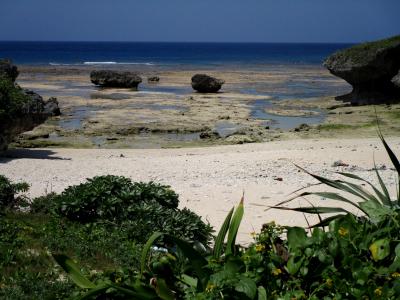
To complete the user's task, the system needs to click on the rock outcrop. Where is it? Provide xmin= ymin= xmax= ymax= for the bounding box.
xmin=324 ymin=35 xmax=400 ymax=105
xmin=191 ymin=74 xmax=224 ymax=93
xmin=0 ymin=60 xmax=59 ymax=151
xmin=148 ymin=76 xmax=160 ymax=83
xmin=0 ymin=59 xmax=18 ymax=82
xmin=90 ymin=70 xmax=142 ymax=89
xmin=392 ymin=70 xmax=400 ymax=88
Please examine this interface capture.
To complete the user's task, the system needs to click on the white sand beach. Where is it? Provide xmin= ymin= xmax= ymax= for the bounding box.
xmin=2 ymin=137 xmax=399 ymax=243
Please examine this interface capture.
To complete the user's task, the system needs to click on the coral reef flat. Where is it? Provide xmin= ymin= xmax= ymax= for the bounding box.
xmin=8 ymin=64 xmax=371 ymax=148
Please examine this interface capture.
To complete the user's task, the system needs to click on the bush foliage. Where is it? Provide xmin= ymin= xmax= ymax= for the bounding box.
xmin=0 ymin=76 xmax=32 ymax=121
xmin=0 ymin=174 xmax=29 ymax=210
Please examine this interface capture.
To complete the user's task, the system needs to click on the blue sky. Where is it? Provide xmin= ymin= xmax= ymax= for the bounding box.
xmin=0 ymin=0 xmax=399 ymax=43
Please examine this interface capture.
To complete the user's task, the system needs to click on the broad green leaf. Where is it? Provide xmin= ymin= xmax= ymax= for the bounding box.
xmin=172 ymin=237 xmax=209 ymax=290
xmin=140 ymin=232 xmax=209 ymax=291
xmin=155 ymin=278 xmax=175 ymax=300
xmin=287 ymin=227 xmax=307 ymax=250
xmin=235 ymin=276 xmax=257 ymax=299
xmin=359 ymin=201 xmax=395 ymax=223
xmin=80 ymin=285 xmax=111 ymax=300
xmin=109 ymin=284 xmax=158 ymax=299
xmin=52 ymin=254 xmax=96 ymax=289
xmin=226 ymin=196 xmax=244 ymax=256
xmin=286 ymin=255 xmax=304 ymax=275
xmin=180 ymin=274 xmax=197 ymax=288
xmin=213 ymin=207 xmax=234 ymax=259
xmin=141 ymin=232 xmax=164 ymax=276
xmin=257 ymin=286 xmax=267 ymax=300
xmin=369 ymin=238 xmax=391 ymax=261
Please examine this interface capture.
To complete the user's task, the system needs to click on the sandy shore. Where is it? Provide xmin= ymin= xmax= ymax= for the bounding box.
xmin=2 ymin=137 xmax=399 ymax=244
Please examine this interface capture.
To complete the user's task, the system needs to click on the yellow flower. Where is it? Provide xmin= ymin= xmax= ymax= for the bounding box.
xmin=255 ymin=244 xmax=266 ymax=252
xmin=325 ymin=278 xmax=333 ymax=288
xmin=392 ymin=272 xmax=400 ymax=278
xmin=271 ymin=268 xmax=282 ymax=276
xmin=374 ymin=287 xmax=382 ymax=297
xmin=205 ymin=283 xmax=216 ymax=293
xmin=338 ymin=227 xmax=348 ymax=237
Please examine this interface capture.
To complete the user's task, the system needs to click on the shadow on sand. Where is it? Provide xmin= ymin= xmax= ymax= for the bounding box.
xmin=0 ymin=149 xmax=71 ymax=163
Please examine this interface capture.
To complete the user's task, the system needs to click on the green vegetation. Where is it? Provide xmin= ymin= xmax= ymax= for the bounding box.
xmin=0 ymin=76 xmax=32 ymax=121
xmin=0 ymin=176 xmax=212 ymax=299
xmin=0 ymin=174 xmax=29 ymax=210
xmin=2 ymin=136 xmax=400 ymax=299
xmin=330 ymin=35 xmax=400 ymax=64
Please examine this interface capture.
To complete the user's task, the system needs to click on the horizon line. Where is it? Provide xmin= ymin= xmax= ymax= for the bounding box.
xmin=0 ymin=40 xmax=357 ymax=44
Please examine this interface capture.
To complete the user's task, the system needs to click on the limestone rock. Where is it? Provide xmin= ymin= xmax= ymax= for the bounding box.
xmin=191 ymin=74 xmax=224 ymax=93
xmin=90 ymin=70 xmax=142 ymax=89
xmin=324 ymin=35 xmax=400 ymax=104
xmin=0 ymin=61 xmax=55 ymax=151
xmin=148 ymin=76 xmax=160 ymax=83
xmin=44 ymin=97 xmax=61 ymax=116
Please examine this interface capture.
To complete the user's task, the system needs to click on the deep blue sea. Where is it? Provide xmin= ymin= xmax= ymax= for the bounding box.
xmin=0 ymin=42 xmax=352 ymax=67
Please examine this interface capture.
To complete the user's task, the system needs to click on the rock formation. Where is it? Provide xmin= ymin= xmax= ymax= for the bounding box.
xmin=0 ymin=59 xmax=18 ymax=82
xmin=324 ymin=35 xmax=400 ymax=105
xmin=191 ymin=74 xmax=224 ymax=93
xmin=148 ymin=76 xmax=160 ymax=83
xmin=0 ymin=60 xmax=59 ymax=151
xmin=90 ymin=70 xmax=142 ymax=89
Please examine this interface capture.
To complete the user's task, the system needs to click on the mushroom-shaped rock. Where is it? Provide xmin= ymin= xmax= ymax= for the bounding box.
xmin=191 ymin=74 xmax=224 ymax=93
xmin=90 ymin=70 xmax=142 ymax=89
xmin=324 ymin=35 xmax=400 ymax=104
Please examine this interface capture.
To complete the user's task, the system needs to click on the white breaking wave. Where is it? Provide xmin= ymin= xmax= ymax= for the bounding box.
xmin=49 ymin=61 xmax=155 ymax=66
xmin=84 ymin=61 xmax=155 ymax=66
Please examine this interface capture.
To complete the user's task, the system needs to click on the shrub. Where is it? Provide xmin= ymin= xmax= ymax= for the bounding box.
xmin=0 ymin=76 xmax=32 ymax=121
xmin=0 ymin=175 xmax=29 ymax=210
xmin=29 ymin=192 xmax=58 ymax=214
xmin=53 ymin=175 xmax=179 ymax=222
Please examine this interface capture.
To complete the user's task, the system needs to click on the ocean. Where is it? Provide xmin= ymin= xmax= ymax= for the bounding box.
xmin=0 ymin=41 xmax=352 ymax=68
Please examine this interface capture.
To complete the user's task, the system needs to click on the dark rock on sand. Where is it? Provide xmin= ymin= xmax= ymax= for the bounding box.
xmin=392 ymin=70 xmax=400 ymax=88
xmin=324 ymin=35 xmax=400 ymax=105
xmin=191 ymin=74 xmax=224 ymax=93
xmin=148 ymin=76 xmax=160 ymax=83
xmin=90 ymin=70 xmax=142 ymax=89
xmin=0 ymin=59 xmax=19 ymax=82
xmin=199 ymin=130 xmax=220 ymax=139
xmin=44 ymin=97 xmax=61 ymax=116
xmin=294 ymin=123 xmax=310 ymax=132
